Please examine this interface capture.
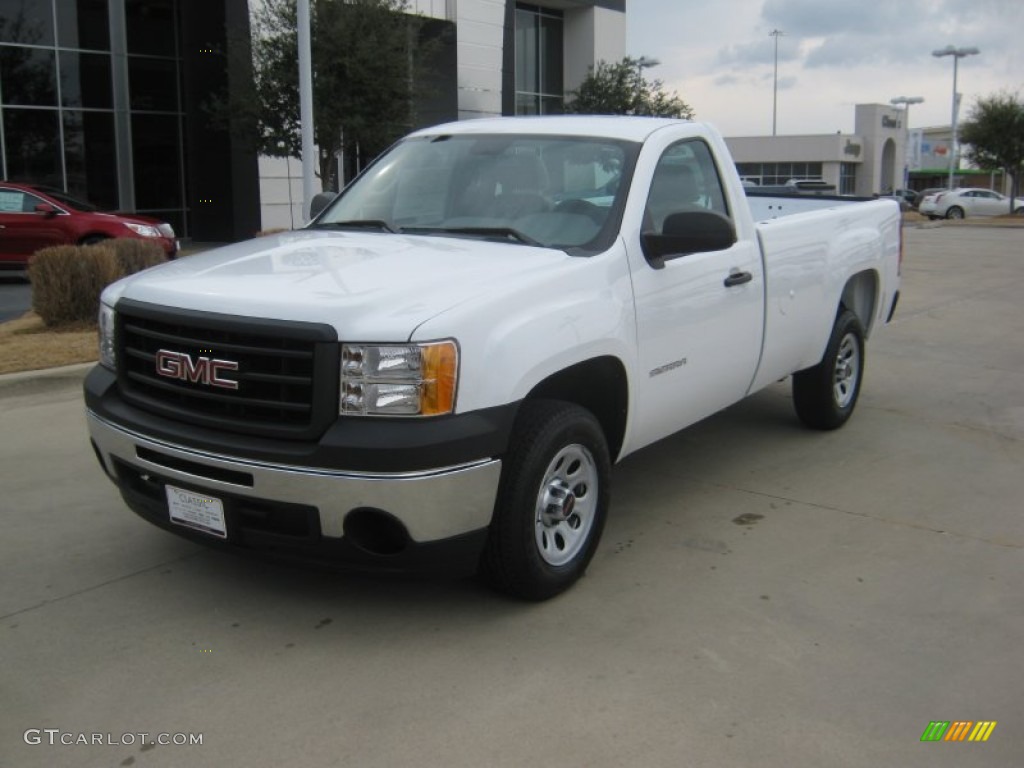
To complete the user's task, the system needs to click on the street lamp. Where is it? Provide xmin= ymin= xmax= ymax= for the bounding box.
xmin=890 ymin=96 xmax=924 ymax=194
xmin=932 ymin=45 xmax=980 ymax=190
xmin=770 ymin=29 xmax=784 ymax=136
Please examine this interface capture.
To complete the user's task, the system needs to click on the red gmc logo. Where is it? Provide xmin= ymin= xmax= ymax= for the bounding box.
xmin=155 ymin=349 xmax=239 ymax=390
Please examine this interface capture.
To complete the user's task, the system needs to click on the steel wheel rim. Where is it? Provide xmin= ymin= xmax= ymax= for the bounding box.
xmin=833 ymin=332 xmax=860 ymax=409
xmin=534 ymin=444 xmax=598 ymax=567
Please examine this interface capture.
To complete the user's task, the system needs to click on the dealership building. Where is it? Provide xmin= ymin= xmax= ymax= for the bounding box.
xmin=2 ymin=1 xmax=1007 ymax=242
xmin=725 ymin=103 xmax=1010 ymax=199
xmin=0 ymin=0 xmax=625 ymax=240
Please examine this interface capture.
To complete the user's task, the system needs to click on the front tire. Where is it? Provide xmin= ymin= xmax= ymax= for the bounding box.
xmin=793 ymin=309 xmax=865 ymax=430
xmin=482 ymin=400 xmax=610 ymax=600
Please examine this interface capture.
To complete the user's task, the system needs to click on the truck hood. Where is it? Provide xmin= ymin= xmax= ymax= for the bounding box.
xmin=106 ymin=230 xmax=570 ymax=339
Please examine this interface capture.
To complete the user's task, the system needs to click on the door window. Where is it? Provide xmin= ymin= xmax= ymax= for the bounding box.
xmin=644 ymin=140 xmax=729 ymax=234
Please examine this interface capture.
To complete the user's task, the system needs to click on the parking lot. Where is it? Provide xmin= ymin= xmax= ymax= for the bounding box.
xmin=1 ymin=225 xmax=1021 ymax=768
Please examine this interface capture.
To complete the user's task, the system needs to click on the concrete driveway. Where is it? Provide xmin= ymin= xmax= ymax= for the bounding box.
xmin=1 ymin=227 xmax=1021 ymax=768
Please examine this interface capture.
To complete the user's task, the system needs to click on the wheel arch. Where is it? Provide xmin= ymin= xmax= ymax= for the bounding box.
xmin=523 ymin=356 xmax=629 ymax=462
xmin=840 ymin=269 xmax=879 ymax=337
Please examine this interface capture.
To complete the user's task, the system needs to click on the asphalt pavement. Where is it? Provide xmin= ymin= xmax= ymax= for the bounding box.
xmin=1 ymin=227 xmax=1022 ymax=768
xmin=0 ymin=275 xmax=31 ymax=323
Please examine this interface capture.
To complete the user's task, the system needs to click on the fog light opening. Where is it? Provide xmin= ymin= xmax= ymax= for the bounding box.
xmin=343 ymin=508 xmax=410 ymax=556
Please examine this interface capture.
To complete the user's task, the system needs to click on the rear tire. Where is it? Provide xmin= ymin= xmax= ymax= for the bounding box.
xmin=793 ymin=309 xmax=865 ymax=430
xmin=945 ymin=206 xmax=965 ymax=220
xmin=481 ymin=400 xmax=610 ymax=600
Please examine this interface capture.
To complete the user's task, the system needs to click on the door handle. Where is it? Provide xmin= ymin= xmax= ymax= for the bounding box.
xmin=724 ymin=270 xmax=752 ymax=287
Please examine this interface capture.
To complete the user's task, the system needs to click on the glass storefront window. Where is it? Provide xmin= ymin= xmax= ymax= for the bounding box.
xmin=0 ymin=46 xmax=58 ymax=105
xmin=59 ymin=51 xmax=112 ymax=108
xmin=128 ymin=56 xmax=179 ymax=112
xmin=63 ymin=110 xmax=117 ymax=209
xmin=515 ymin=4 xmax=563 ymax=116
xmin=2 ymin=108 xmax=62 ymax=186
xmin=131 ymin=113 xmax=183 ymax=210
xmin=56 ymin=0 xmax=110 ymax=51
xmin=0 ymin=0 xmax=55 ymax=45
xmin=126 ymin=0 xmax=178 ymax=57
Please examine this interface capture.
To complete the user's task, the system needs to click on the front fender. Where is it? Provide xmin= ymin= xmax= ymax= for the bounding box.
xmin=411 ymin=243 xmax=637 ymax=416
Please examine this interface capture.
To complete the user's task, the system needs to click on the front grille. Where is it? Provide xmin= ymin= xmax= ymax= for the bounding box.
xmin=117 ymin=299 xmax=339 ymax=440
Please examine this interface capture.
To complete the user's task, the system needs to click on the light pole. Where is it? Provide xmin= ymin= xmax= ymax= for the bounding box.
xmin=634 ymin=56 xmax=660 ymax=113
xmin=890 ymin=96 xmax=923 ymax=194
xmin=770 ymin=29 xmax=784 ymax=136
xmin=932 ymin=45 xmax=980 ymax=190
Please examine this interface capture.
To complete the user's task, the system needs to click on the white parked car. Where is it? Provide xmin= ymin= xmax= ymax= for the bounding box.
xmin=918 ymin=187 xmax=1024 ymax=219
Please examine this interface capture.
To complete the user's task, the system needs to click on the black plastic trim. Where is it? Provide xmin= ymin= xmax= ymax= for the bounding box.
xmin=86 ymin=365 xmax=519 ymax=473
xmin=887 ymin=290 xmax=900 ymax=323
xmin=114 ymin=299 xmax=340 ymax=441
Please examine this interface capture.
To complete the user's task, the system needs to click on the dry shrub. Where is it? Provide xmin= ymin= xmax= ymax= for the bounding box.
xmin=27 ymin=239 xmax=168 ymax=328
xmin=256 ymin=227 xmax=291 ymax=237
xmin=104 ymin=237 xmax=168 ymax=275
xmin=29 ymin=245 xmax=121 ymax=327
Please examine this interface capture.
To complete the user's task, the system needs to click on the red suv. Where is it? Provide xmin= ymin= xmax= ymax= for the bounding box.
xmin=0 ymin=182 xmax=178 ymax=270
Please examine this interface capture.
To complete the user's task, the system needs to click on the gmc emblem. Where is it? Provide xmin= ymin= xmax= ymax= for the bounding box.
xmin=155 ymin=349 xmax=239 ymax=390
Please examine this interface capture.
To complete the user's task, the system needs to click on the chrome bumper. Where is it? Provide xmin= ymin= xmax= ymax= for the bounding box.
xmin=86 ymin=410 xmax=502 ymax=543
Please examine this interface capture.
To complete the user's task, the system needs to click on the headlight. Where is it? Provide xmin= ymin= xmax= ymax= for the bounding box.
xmin=157 ymin=222 xmax=175 ymax=238
xmin=340 ymin=340 xmax=457 ymax=416
xmin=98 ymin=303 xmax=117 ymax=370
xmin=124 ymin=222 xmax=160 ymax=237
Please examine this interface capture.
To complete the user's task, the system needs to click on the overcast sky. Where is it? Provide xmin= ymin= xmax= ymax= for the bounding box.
xmin=625 ymin=0 xmax=1024 ymax=137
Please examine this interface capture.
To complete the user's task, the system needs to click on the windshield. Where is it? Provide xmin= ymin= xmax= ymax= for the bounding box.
xmin=313 ymin=133 xmax=638 ymax=253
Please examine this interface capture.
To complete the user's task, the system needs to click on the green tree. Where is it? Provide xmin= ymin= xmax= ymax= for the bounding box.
xmin=564 ymin=57 xmax=694 ymax=119
xmin=959 ymin=91 xmax=1024 ymax=213
xmin=240 ymin=0 xmax=439 ymax=190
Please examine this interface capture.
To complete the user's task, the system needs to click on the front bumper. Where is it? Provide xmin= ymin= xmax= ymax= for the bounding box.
xmin=85 ymin=361 xmax=513 ymax=574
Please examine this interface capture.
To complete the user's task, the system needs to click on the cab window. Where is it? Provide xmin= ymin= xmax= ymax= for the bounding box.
xmin=644 ymin=140 xmax=729 ymax=234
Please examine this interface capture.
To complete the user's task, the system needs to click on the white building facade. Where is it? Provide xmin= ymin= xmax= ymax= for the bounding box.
xmin=260 ymin=0 xmax=626 ymax=230
xmin=725 ymin=104 xmax=909 ymax=198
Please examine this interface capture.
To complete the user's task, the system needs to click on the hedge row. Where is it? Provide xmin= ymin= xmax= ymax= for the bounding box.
xmin=28 ymin=238 xmax=168 ymax=327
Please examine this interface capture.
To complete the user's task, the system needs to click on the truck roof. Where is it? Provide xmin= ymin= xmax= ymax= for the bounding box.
xmin=407 ymin=115 xmax=700 ymax=143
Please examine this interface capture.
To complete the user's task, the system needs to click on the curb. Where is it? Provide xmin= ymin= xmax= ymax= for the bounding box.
xmin=0 ymin=361 xmax=93 ymax=399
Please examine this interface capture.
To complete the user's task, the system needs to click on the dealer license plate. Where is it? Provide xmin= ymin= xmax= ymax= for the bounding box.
xmin=166 ymin=485 xmax=227 ymax=539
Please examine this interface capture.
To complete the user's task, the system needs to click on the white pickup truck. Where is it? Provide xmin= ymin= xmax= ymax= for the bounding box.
xmin=85 ymin=116 xmax=901 ymax=599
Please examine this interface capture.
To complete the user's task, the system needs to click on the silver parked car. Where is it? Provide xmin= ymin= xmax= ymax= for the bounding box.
xmin=918 ymin=188 xmax=1024 ymax=219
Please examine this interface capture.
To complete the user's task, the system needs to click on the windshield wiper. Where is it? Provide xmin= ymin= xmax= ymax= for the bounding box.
xmin=311 ymin=219 xmax=397 ymax=233
xmin=403 ymin=226 xmax=542 ymax=246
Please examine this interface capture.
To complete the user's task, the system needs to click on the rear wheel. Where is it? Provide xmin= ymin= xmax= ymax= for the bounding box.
xmin=793 ymin=309 xmax=865 ymax=430
xmin=945 ymin=206 xmax=965 ymax=220
xmin=481 ymin=400 xmax=610 ymax=600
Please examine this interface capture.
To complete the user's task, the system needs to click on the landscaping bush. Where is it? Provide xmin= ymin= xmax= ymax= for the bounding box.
xmin=103 ymin=237 xmax=168 ymax=276
xmin=29 ymin=245 xmax=121 ymax=327
xmin=28 ymin=238 xmax=169 ymax=328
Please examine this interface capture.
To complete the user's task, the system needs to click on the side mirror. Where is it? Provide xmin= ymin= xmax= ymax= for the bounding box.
xmin=641 ymin=210 xmax=736 ymax=269
xmin=309 ymin=191 xmax=338 ymax=220
xmin=35 ymin=203 xmax=59 ymax=218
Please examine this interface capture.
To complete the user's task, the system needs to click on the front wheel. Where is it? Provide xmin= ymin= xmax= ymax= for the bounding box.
xmin=792 ymin=309 xmax=865 ymax=430
xmin=945 ymin=206 xmax=965 ymax=220
xmin=481 ymin=400 xmax=610 ymax=600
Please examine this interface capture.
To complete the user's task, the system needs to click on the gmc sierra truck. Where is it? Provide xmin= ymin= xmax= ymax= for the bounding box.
xmin=84 ymin=116 xmax=901 ymax=600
